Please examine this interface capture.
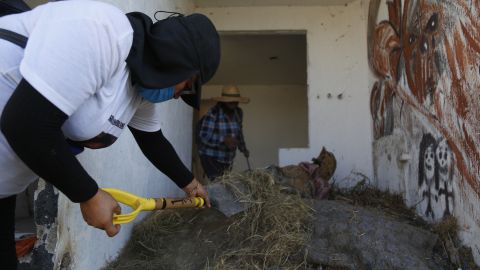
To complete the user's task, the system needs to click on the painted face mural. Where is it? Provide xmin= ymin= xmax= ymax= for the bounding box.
xmin=418 ymin=133 xmax=454 ymax=220
xmin=369 ymin=0 xmax=480 ymax=219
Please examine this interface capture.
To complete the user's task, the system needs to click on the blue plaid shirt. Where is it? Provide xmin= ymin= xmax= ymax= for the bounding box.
xmin=197 ymin=104 xmax=247 ymax=164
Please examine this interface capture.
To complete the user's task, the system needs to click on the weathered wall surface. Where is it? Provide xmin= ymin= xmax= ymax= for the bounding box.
xmin=48 ymin=1 xmax=196 ymax=269
xmin=197 ymin=0 xmax=373 ymax=187
xmin=369 ymin=0 xmax=480 ymax=263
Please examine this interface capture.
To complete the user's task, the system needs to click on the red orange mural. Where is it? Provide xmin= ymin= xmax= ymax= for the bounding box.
xmin=369 ymin=0 xmax=480 ymax=204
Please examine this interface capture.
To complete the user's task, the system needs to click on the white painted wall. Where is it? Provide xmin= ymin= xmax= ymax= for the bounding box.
xmin=53 ymin=1 xmax=195 ymax=269
xmin=50 ymin=0 xmax=376 ymax=268
xmin=197 ymin=0 xmax=373 ymax=187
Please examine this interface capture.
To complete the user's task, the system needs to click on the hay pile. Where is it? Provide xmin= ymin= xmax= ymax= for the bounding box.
xmin=104 ymin=211 xmax=190 ymax=270
xmin=211 ymin=170 xmax=314 ymax=269
xmin=104 ymin=169 xmax=314 ymax=270
xmin=105 ymin=169 xmax=479 ymax=269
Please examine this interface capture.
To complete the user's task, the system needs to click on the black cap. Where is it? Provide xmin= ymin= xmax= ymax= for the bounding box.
xmin=0 ymin=0 xmax=30 ymax=16
xmin=180 ymin=14 xmax=220 ymax=109
xmin=126 ymin=12 xmax=220 ymax=109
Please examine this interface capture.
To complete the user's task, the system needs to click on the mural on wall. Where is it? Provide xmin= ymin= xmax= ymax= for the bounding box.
xmin=368 ymin=0 xmax=480 ymax=218
xmin=418 ymin=133 xmax=454 ymax=220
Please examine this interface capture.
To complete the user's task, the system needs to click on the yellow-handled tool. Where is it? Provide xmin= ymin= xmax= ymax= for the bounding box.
xmin=102 ymin=188 xmax=205 ymax=224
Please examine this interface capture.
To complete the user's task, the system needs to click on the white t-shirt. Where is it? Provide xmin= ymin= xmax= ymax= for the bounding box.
xmin=0 ymin=0 xmax=162 ymax=198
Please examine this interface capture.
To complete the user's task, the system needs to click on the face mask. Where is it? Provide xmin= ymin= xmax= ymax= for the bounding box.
xmin=138 ymin=86 xmax=175 ymax=103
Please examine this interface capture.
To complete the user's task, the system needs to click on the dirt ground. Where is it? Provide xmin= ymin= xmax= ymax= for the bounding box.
xmin=104 ymin=170 xmax=480 ymax=270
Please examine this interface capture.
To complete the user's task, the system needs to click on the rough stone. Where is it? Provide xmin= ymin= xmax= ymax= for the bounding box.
xmin=306 ymin=200 xmax=443 ymax=270
xmin=34 ymin=183 xmax=58 ymax=226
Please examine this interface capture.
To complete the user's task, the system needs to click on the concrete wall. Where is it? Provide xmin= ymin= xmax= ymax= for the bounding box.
xmin=201 ymin=85 xmax=308 ymax=172
xmin=50 ymin=1 xmax=196 ymax=269
xmin=197 ymin=0 xmax=373 ymax=187
xmin=369 ymin=0 xmax=480 ymax=264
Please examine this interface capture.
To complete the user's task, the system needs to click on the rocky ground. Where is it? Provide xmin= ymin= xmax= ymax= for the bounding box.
xmin=105 ymin=168 xmax=479 ymax=270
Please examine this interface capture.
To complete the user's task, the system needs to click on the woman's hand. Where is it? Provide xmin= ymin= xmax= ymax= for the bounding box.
xmin=183 ymin=178 xmax=211 ymax=208
xmin=79 ymin=189 xmax=121 ymax=237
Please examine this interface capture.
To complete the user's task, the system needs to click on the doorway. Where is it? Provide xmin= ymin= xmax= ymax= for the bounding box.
xmin=192 ymin=31 xmax=308 ymax=182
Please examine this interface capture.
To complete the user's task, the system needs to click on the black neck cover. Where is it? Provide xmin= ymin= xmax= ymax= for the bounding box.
xmin=125 ymin=12 xmax=220 ymax=109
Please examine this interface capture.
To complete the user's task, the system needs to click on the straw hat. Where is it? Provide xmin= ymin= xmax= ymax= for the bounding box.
xmin=212 ymin=85 xmax=250 ymax=103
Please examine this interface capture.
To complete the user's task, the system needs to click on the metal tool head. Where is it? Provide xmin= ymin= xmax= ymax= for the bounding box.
xmin=207 ymin=181 xmax=250 ymax=217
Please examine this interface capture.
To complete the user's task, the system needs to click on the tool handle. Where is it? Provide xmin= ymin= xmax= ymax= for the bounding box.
xmin=154 ymin=197 xmax=204 ymax=210
xmin=246 ymin=157 xmax=252 ymax=171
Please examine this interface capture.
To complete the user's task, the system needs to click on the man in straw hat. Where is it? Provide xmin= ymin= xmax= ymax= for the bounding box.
xmin=197 ymin=85 xmax=250 ymax=180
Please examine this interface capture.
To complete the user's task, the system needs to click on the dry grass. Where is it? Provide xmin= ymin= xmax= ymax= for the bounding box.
xmin=330 ymin=179 xmax=427 ymax=228
xmin=330 ymin=180 xmax=480 ymax=270
xmin=209 ymin=170 xmax=315 ymax=269
xmin=104 ymin=169 xmax=315 ymax=270
xmin=432 ymin=216 xmax=480 ymax=270
xmin=103 ymin=211 xmax=187 ymax=270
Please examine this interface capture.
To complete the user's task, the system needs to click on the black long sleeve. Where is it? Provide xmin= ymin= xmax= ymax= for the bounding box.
xmin=0 ymin=79 xmax=98 ymax=203
xmin=128 ymin=126 xmax=193 ymax=188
